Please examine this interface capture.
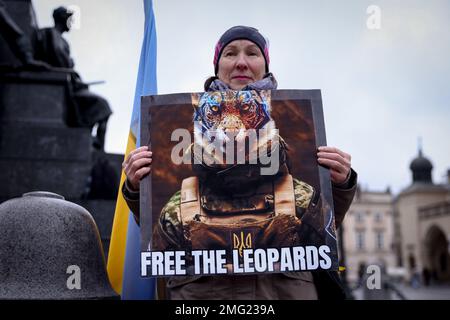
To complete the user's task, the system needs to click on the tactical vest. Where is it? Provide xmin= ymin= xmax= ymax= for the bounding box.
xmin=179 ymin=174 xmax=307 ymax=264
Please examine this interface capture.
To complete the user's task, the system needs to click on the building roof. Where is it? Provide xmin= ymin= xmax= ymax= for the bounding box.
xmin=400 ymin=182 xmax=447 ymax=194
xmin=408 ymin=145 xmax=434 ymax=184
xmin=409 ymin=149 xmax=433 ymax=171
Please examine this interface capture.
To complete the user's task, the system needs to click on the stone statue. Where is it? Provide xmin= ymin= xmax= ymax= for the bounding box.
xmin=34 ymin=6 xmax=112 ymax=150
xmin=0 ymin=0 xmax=48 ymax=69
xmin=0 ymin=0 xmax=121 ymax=260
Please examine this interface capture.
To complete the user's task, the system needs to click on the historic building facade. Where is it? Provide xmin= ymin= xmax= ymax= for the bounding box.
xmin=343 ymin=148 xmax=450 ymax=284
xmin=393 ymin=149 xmax=450 ymax=283
xmin=342 ymin=186 xmax=396 ymax=283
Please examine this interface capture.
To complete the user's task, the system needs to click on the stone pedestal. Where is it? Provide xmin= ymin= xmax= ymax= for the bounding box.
xmin=0 ymin=70 xmax=122 ymax=261
xmin=0 ymin=71 xmax=71 ymax=125
xmin=0 ymin=71 xmax=92 ymax=199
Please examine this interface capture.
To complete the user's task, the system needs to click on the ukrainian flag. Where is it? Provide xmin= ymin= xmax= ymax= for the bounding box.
xmin=107 ymin=0 xmax=157 ymax=299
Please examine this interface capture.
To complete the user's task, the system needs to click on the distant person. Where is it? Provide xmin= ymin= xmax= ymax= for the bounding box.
xmin=410 ymin=267 xmax=421 ymax=289
xmin=422 ymin=268 xmax=430 ymax=286
xmin=357 ymin=262 xmax=367 ymax=288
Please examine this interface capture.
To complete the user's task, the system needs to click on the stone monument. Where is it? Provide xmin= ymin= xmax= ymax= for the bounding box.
xmin=0 ymin=0 xmax=122 ymax=260
xmin=0 ymin=191 xmax=119 ymax=299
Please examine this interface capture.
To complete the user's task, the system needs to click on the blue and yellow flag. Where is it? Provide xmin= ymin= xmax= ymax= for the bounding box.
xmin=107 ymin=0 xmax=157 ymax=299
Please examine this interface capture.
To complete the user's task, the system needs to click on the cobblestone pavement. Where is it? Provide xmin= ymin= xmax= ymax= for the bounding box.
xmin=351 ymin=283 xmax=450 ymax=300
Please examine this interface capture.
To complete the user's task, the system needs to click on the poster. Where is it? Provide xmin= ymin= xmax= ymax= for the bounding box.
xmin=140 ymin=89 xmax=337 ymax=277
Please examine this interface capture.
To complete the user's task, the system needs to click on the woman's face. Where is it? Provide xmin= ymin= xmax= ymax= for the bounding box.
xmin=217 ymin=39 xmax=266 ymax=90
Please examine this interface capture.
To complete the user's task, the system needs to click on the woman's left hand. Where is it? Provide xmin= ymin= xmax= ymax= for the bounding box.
xmin=317 ymin=146 xmax=351 ymax=185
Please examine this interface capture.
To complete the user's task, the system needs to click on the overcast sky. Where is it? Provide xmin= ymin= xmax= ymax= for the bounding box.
xmin=32 ymin=0 xmax=450 ymax=195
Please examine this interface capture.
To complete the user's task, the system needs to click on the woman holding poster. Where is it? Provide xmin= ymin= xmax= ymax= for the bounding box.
xmin=122 ymin=26 xmax=357 ymax=300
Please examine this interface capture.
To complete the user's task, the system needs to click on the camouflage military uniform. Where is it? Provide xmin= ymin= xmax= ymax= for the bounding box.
xmin=153 ymin=177 xmax=317 ymax=252
xmin=122 ymin=168 xmax=358 ymax=300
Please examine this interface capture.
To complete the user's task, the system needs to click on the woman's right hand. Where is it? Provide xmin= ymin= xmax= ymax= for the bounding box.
xmin=122 ymin=146 xmax=152 ymax=191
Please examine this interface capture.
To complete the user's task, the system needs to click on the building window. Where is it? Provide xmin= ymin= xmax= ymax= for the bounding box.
xmin=374 ymin=212 xmax=383 ymax=222
xmin=356 ymin=232 xmax=365 ymax=250
xmin=355 ymin=212 xmax=364 ymax=223
xmin=376 ymin=232 xmax=384 ymax=250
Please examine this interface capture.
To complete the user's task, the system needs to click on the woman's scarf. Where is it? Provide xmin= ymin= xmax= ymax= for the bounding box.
xmin=207 ymin=73 xmax=278 ymax=91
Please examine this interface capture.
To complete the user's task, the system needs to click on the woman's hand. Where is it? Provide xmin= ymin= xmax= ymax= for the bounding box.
xmin=317 ymin=146 xmax=351 ymax=185
xmin=122 ymin=146 xmax=152 ymax=191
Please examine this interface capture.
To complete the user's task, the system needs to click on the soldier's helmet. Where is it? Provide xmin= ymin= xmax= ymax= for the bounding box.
xmin=0 ymin=191 xmax=118 ymax=299
xmin=53 ymin=6 xmax=73 ymax=21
